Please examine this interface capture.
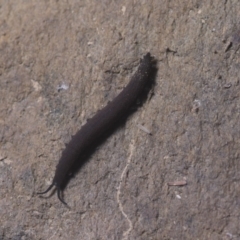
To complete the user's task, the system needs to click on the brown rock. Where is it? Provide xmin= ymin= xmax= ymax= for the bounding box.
xmin=0 ymin=1 xmax=240 ymax=239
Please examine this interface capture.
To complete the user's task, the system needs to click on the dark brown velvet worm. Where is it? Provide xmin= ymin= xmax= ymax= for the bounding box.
xmin=38 ymin=53 xmax=157 ymax=205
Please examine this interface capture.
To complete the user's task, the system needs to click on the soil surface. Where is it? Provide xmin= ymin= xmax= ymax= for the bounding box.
xmin=0 ymin=1 xmax=240 ymax=239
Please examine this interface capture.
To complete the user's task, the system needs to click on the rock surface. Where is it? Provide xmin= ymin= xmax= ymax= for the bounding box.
xmin=0 ymin=1 xmax=240 ymax=239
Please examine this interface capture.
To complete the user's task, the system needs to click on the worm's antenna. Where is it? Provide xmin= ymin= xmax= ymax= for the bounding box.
xmin=37 ymin=182 xmax=55 ymax=195
xmin=57 ymin=187 xmax=68 ymax=205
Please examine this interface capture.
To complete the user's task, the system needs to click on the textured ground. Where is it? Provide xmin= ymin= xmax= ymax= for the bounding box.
xmin=0 ymin=1 xmax=240 ymax=239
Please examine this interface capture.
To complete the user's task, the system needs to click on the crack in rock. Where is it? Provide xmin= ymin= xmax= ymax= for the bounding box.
xmin=117 ymin=140 xmax=135 ymax=240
